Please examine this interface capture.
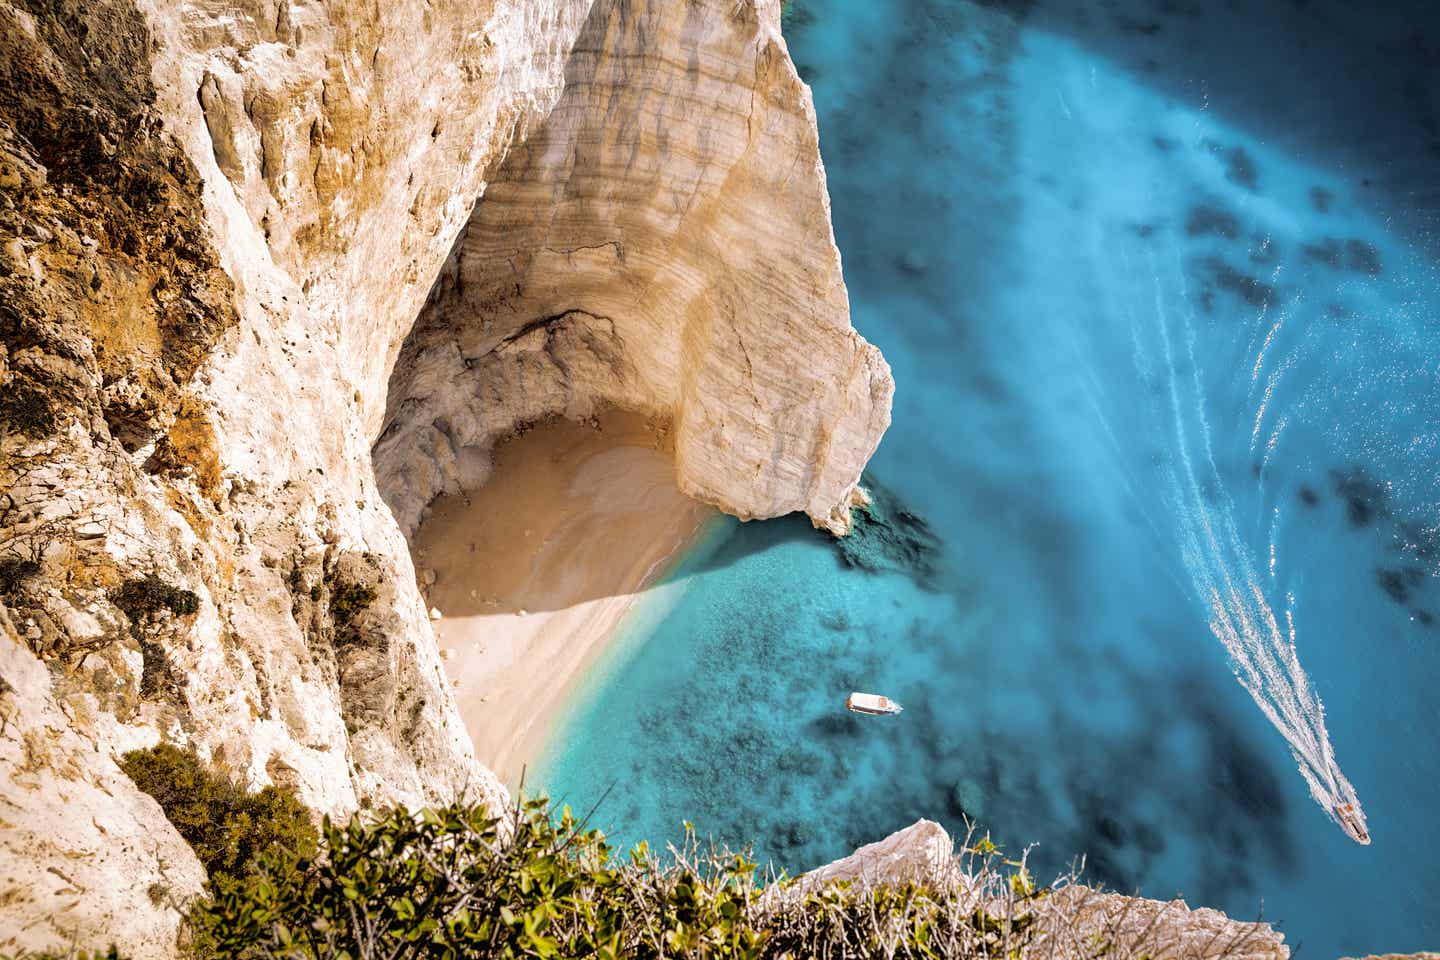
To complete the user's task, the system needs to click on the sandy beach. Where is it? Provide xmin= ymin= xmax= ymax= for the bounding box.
xmin=412 ymin=411 xmax=715 ymax=790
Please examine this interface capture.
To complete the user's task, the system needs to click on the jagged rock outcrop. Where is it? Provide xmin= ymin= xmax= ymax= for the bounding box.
xmin=788 ymin=819 xmax=954 ymax=894
xmin=373 ymin=0 xmax=892 ymax=538
xmin=0 ymin=0 xmax=887 ymax=952
xmin=790 ymin=820 xmax=1292 ymax=960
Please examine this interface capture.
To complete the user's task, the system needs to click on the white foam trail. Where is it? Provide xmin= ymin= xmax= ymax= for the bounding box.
xmin=1142 ymin=253 xmax=1367 ymax=840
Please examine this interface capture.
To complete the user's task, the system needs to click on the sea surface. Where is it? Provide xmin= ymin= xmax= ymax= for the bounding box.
xmin=537 ymin=1 xmax=1440 ymax=954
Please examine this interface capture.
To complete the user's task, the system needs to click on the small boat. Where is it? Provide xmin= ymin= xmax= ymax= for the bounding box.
xmin=1334 ymin=801 xmax=1371 ymax=845
xmin=846 ymin=692 xmax=903 ymax=716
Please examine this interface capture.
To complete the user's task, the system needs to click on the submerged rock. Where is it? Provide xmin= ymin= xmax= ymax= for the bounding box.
xmin=947 ymin=777 xmax=986 ymax=822
xmin=1185 ymin=203 xmax=1241 ymax=239
xmin=833 ymin=474 xmax=943 ymax=589
xmin=1330 ymin=465 xmax=1389 ymax=528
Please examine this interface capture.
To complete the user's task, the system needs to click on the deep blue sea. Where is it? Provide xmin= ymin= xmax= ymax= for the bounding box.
xmin=538 ymin=1 xmax=1440 ymax=954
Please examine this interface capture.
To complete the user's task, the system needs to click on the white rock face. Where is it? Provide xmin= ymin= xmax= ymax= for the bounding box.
xmin=0 ymin=608 xmax=207 ymax=955
xmin=135 ymin=0 xmax=606 ymax=830
xmin=373 ymin=0 xmax=893 ymax=538
xmin=142 ymin=0 xmax=597 ymax=433
xmin=787 ymin=818 xmax=953 ymax=893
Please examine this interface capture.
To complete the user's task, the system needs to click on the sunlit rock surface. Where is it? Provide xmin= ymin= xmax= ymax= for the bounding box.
xmin=1 ymin=0 xmax=588 ymax=949
xmin=374 ymin=0 xmax=892 ymax=538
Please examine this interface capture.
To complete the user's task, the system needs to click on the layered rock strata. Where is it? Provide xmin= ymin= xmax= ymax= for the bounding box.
xmin=374 ymin=0 xmax=893 ymax=537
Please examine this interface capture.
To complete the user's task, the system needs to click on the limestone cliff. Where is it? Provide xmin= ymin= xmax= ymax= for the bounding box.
xmin=1 ymin=0 xmax=582 ymax=950
xmin=373 ymin=0 xmax=892 ymax=538
xmin=0 ymin=0 xmax=886 ymax=952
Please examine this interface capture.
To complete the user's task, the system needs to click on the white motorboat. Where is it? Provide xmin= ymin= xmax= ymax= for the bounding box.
xmin=1334 ymin=801 xmax=1371 ymax=845
xmin=845 ymin=692 xmax=903 ymax=716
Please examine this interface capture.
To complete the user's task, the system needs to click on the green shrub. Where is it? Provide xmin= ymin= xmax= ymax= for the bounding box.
xmin=34 ymin=789 xmax=1278 ymax=959
xmin=188 ymin=797 xmax=1072 ymax=960
xmin=111 ymin=574 xmax=200 ymax=621
xmin=192 ymin=798 xmax=768 ymax=959
xmin=117 ymin=744 xmax=317 ymax=895
xmin=0 ymin=385 xmax=58 ymax=437
xmin=0 ymin=556 xmax=40 ymax=595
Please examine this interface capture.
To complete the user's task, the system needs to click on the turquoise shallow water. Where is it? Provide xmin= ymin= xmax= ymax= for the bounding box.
xmin=538 ymin=1 xmax=1440 ymax=954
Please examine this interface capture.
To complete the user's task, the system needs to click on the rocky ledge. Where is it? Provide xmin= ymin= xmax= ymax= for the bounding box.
xmin=789 ymin=821 xmax=1289 ymax=960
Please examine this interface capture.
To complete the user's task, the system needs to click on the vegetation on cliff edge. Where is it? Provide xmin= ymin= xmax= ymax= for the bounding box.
xmin=48 ymin=746 xmax=1282 ymax=959
xmin=117 ymin=744 xmax=317 ymax=898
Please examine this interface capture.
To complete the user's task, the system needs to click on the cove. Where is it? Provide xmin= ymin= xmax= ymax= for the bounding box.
xmin=538 ymin=0 xmax=1440 ymax=954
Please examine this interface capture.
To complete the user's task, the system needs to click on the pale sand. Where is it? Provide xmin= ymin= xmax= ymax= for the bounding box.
xmin=412 ymin=411 xmax=716 ymax=790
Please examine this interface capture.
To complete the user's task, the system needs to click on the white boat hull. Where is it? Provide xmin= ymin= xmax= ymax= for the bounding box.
xmin=846 ymin=692 xmax=903 ymax=716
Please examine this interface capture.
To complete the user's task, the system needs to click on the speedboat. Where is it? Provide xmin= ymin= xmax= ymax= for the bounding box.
xmin=845 ymin=692 xmax=903 ymax=716
xmin=1334 ymin=801 xmax=1371 ymax=845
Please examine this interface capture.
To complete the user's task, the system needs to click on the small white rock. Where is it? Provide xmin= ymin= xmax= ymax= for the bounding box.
xmin=516 ymin=608 xmax=527 ymax=616
xmin=428 ymin=606 xmax=443 ymax=620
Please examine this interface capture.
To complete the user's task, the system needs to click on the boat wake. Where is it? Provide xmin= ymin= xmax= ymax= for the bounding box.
xmin=1129 ymin=249 xmax=1369 ymax=845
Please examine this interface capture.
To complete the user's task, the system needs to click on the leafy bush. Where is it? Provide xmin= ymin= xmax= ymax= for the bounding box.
xmin=0 ymin=555 xmax=39 ymax=595
xmin=111 ymin=574 xmax=200 ymax=621
xmin=186 ymin=798 xmax=1085 ymax=960
xmin=0 ymin=384 xmax=57 ymax=437
xmin=118 ymin=744 xmax=317 ymax=895
xmin=32 ymin=786 xmax=1280 ymax=959
xmin=192 ymin=799 xmax=757 ymax=959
